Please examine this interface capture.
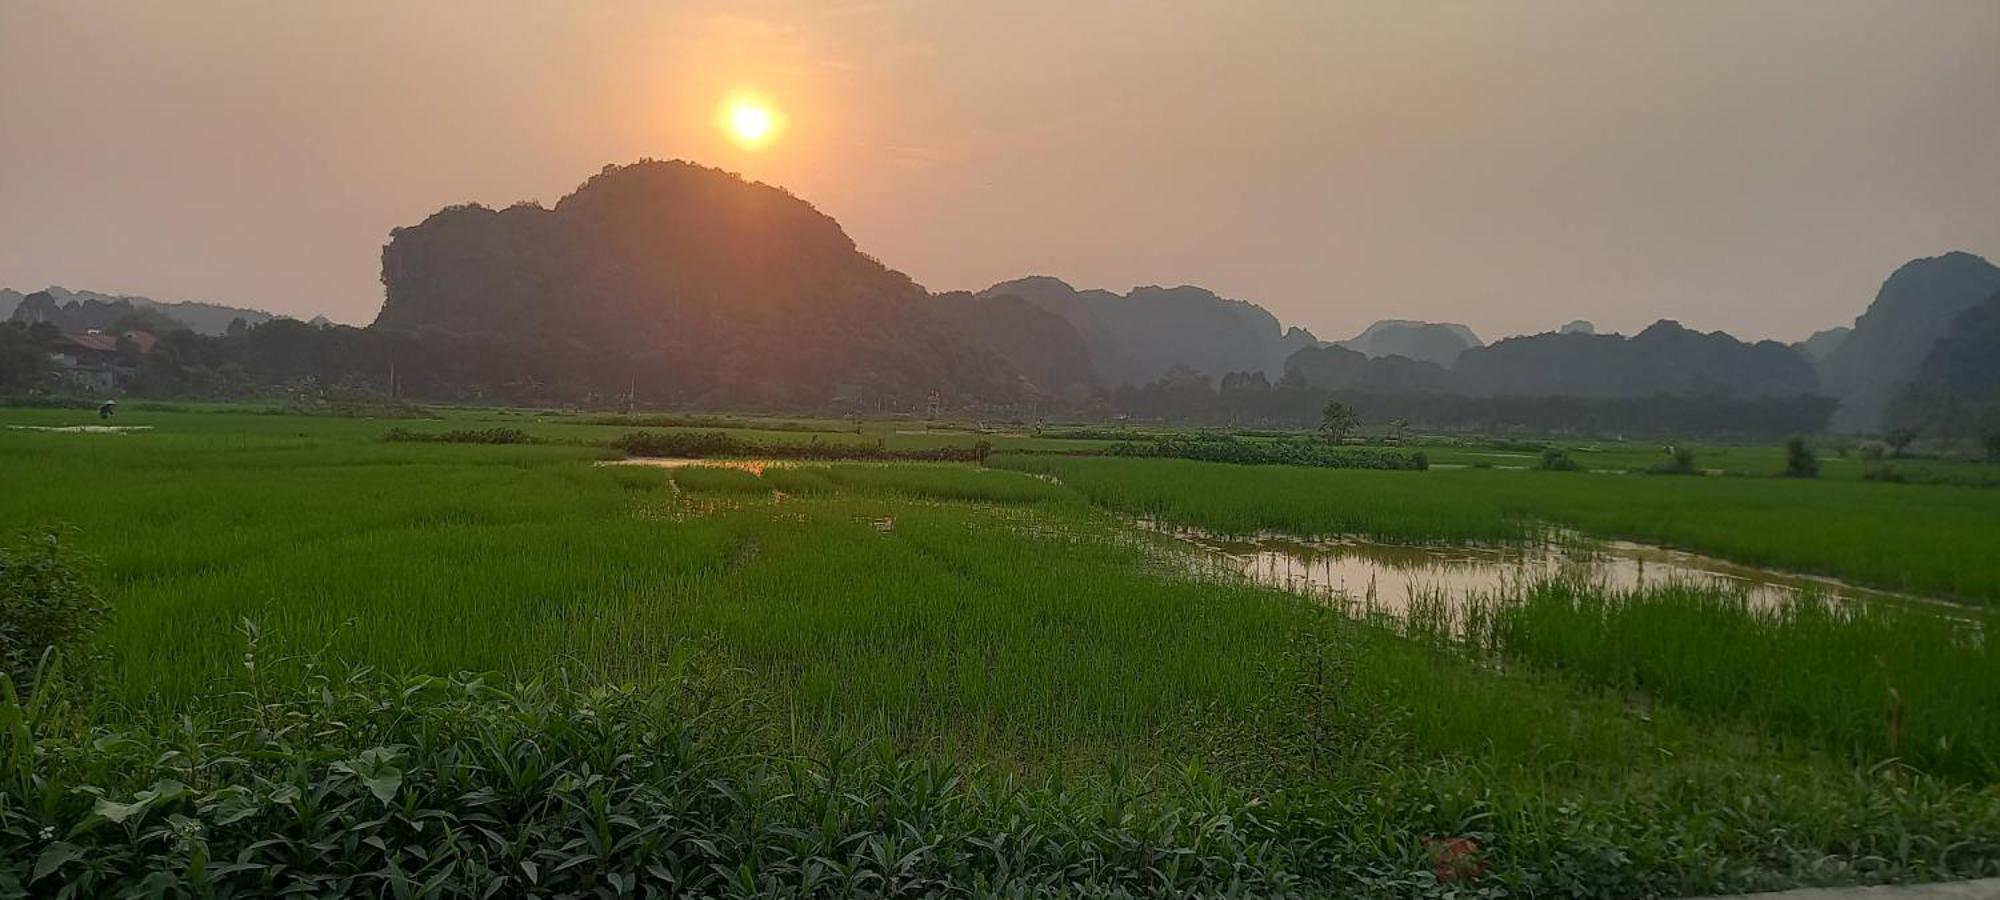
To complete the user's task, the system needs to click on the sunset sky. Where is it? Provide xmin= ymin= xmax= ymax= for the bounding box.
xmin=3 ymin=1 xmax=1997 ymax=343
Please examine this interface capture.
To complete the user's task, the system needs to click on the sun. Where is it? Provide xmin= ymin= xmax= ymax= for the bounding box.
xmin=731 ymin=104 xmax=772 ymax=142
xmin=719 ymin=94 xmax=783 ymax=148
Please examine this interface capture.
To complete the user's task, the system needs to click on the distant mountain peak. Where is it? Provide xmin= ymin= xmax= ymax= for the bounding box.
xmin=3 ymin=285 xmax=278 ymax=336
xmin=1338 ymin=319 xmax=1482 ymax=368
xmin=1818 ymin=250 xmax=2000 ymax=432
xmin=975 ymin=278 xmax=1314 ymax=386
xmin=1795 ymin=326 xmax=1851 ymax=362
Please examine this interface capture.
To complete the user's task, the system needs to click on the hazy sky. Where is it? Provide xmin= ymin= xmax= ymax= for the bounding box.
xmin=3 ymin=1 xmax=1997 ymax=342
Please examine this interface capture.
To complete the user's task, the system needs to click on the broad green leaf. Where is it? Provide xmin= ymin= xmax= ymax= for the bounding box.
xmin=32 ymin=842 xmax=82 ymax=882
xmin=336 ymin=747 xmax=406 ymax=805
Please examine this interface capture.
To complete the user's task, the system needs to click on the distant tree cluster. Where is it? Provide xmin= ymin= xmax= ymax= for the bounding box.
xmin=0 ymin=313 xmax=1839 ymax=440
xmin=1103 ymin=364 xmax=1835 ymax=439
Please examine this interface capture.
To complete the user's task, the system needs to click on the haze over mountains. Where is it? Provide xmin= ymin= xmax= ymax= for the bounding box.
xmin=1815 ymin=252 xmax=2000 ymax=433
xmin=367 ymin=160 xmax=1999 ymax=432
xmin=970 ymin=277 xmax=1319 ymax=388
xmin=1892 ymin=285 xmax=2000 ymax=442
xmin=1336 ymin=321 xmax=1482 ymax=368
xmin=11 ymin=159 xmax=1993 ymax=437
xmin=4 ymin=286 xmax=278 ymax=336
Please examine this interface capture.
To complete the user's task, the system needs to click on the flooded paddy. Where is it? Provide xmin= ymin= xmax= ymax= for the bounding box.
xmin=1153 ymin=521 xmax=1966 ymax=618
xmin=6 ymin=424 xmax=154 ymax=434
xmin=597 ymin=456 xmax=789 ymax=474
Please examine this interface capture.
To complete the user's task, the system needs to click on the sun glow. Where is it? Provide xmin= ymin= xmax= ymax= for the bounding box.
xmin=719 ymin=94 xmax=783 ymax=148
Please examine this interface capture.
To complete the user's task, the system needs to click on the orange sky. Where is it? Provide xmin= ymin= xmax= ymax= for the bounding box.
xmin=3 ymin=1 xmax=1997 ymax=342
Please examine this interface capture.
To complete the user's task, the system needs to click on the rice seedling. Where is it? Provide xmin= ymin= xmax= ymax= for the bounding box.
xmin=1460 ymin=578 xmax=2000 ymax=779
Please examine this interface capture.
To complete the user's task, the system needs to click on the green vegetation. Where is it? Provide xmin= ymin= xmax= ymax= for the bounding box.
xmin=1650 ymin=445 xmax=1701 ymax=475
xmin=384 ymin=425 xmax=534 ymax=444
xmin=1318 ymin=399 xmax=1358 ymax=443
xmin=1100 ymin=432 xmax=1427 ymax=469
xmin=0 ymin=531 xmax=106 ymax=697
xmin=1448 ymin=580 xmax=1999 ymax=779
xmin=612 ymin=430 xmax=992 ymax=463
xmin=993 ymin=455 xmax=2000 ymax=602
xmin=5 ymin=405 xmax=2000 ymax=893
xmin=1785 ymin=436 xmax=1821 ymax=478
xmin=1535 ymin=446 xmax=1580 ymax=471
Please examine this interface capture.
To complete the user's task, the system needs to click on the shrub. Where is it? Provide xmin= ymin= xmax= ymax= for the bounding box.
xmin=1863 ymin=463 xmax=1907 ymax=483
xmin=611 ymin=431 xmax=989 ymax=463
xmin=0 ymin=531 xmax=107 ymax=696
xmin=1101 ymin=434 xmax=1427 ymax=470
xmin=385 ymin=427 xmax=534 ymax=444
xmin=1649 ymin=446 xmax=1700 ymax=476
xmin=1886 ymin=428 xmax=1918 ymax=458
xmin=1536 ymin=447 xmax=1581 ymax=472
xmin=1782 ymin=437 xmax=1820 ymax=478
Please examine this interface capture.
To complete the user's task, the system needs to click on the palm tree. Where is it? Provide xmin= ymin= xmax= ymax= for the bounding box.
xmin=1319 ymin=401 xmax=1357 ymax=444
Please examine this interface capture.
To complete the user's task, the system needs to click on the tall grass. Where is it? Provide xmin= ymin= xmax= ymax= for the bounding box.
xmin=1456 ymin=579 xmax=2000 ymax=779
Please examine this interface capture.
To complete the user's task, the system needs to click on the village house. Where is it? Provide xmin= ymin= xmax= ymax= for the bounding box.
xmin=46 ymin=329 xmax=157 ymax=392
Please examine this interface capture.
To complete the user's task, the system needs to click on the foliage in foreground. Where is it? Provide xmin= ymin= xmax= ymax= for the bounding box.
xmin=0 ymin=532 xmax=106 ymax=699
xmin=7 ymin=659 xmax=2000 ymax=898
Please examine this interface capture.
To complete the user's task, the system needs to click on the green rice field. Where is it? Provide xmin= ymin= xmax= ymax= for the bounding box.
xmin=4 ymin=404 xmax=2000 ymax=895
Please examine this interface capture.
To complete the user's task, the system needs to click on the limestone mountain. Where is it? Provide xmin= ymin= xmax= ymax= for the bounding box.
xmin=1794 ymin=326 xmax=1851 ymax=362
xmin=1337 ymin=319 xmax=1482 ymax=367
xmin=375 ymin=160 xmax=1053 ymax=407
xmin=1817 ymin=252 xmax=2000 ymax=433
xmin=3 ymin=286 xmax=276 ymax=336
xmin=1451 ymin=320 xmax=1820 ymax=399
xmin=931 ymin=291 xmax=1097 ymax=393
xmin=1282 ymin=343 xmax=1451 ymax=393
xmin=1890 ymin=288 xmax=2000 ymax=443
xmin=10 ymin=290 xmax=182 ymax=334
xmin=974 ymin=276 xmax=1317 ymax=386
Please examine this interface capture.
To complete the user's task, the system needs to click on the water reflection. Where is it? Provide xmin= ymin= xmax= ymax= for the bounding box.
xmin=597 ymin=457 xmax=788 ymax=475
xmin=1151 ymin=522 xmax=1961 ymax=617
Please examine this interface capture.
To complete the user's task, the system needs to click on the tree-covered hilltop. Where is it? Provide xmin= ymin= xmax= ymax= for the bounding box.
xmin=975 ymin=276 xmax=1319 ymax=386
xmin=1452 ymin=320 xmax=1821 ymax=399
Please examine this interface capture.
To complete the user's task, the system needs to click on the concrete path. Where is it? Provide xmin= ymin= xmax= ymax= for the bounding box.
xmin=1703 ymin=879 xmax=2000 ymax=899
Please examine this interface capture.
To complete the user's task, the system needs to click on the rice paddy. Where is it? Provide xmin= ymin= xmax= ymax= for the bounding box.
xmin=5 ymin=404 xmax=2000 ymax=895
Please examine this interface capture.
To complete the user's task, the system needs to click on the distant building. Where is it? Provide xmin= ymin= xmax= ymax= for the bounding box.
xmin=46 ymin=330 xmax=156 ymax=392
